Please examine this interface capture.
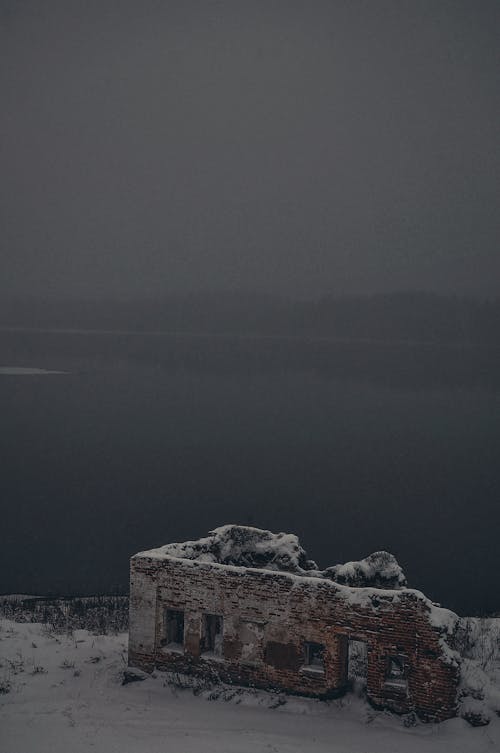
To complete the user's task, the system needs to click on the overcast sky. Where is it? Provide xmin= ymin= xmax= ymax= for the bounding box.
xmin=1 ymin=0 xmax=499 ymax=301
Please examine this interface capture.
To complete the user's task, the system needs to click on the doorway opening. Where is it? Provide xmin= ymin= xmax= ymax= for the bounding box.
xmin=347 ymin=638 xmax=368 ymax=695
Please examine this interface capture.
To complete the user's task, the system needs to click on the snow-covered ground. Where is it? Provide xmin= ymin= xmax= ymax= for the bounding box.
xmin=1 ymin=619 xmax=499 ymax=753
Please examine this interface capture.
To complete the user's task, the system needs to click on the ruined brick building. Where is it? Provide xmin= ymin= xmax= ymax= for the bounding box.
xmin=129 ymin=525 xmax=460 ymax=721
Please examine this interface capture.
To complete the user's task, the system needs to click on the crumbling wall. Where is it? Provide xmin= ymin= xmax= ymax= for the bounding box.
xmin=129 ymin=554 xmax=458 ymax=721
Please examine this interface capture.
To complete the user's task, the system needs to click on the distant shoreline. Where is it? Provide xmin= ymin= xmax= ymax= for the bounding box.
xmin=1 ymin=325 xmax=498 ymax=350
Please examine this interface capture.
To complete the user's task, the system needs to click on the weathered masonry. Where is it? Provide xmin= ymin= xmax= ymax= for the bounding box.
xmin=129 ymin=526 xmax=460 ymax=721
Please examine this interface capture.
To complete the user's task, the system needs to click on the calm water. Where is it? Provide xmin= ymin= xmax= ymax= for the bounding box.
xmin=1 ymin=330 xmax=499 ymax=615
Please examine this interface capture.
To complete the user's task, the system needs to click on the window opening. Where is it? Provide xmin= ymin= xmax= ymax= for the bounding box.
xmin=162 ymin=609 xmax=184 ymax=649
xmin=303 ymin=641 xmax=325 ymax=672
xmin=385 ymin=655 xmax=407 ymax=687
xmin=239 ymin=620 xmax=264 ymax=665
xmin=202 ymin=614 xmax=223 ymax=656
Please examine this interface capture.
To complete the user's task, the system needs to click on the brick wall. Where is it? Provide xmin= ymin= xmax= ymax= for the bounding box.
xmin=129 ymin=554 xmax=458 ymax=722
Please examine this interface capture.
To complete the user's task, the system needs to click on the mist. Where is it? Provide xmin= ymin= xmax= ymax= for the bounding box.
xmin=1 ymin=0 xmax=499 ymax=301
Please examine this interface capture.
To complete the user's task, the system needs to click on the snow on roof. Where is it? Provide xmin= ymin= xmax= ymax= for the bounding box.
xmin=139 ymin=525 xmax=318 ymax=575
xmin=135 ymin=524 xmax=406 ymax=589
xmin=324 ymin=551 xmax=407 ymax=590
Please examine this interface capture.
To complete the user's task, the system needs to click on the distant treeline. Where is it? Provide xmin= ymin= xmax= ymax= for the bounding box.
xmin=2 ymin=292 xmax=500 ymax=346
xmin=0 ymin=595 xmax=129 ymax=634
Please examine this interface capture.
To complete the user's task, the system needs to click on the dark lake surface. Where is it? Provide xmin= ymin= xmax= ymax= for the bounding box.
xmin=1 ymin=329 xmax=499 ymax=615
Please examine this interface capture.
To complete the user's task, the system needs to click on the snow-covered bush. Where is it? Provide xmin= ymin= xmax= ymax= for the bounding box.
xmin=455 ymin=617 xmax=500 ymax=726
xmin=458 ymin=657 xmax=500 ymax=726
xmin=456 ymin=617 xmax=500 ymax=674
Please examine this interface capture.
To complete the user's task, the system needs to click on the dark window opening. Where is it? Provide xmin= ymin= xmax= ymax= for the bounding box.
xmin=303 ymin=641 xmax=325 ymax=672
xmin=385 ymin=655 xmax=407 ymax=687
xmin=162 ymin=609 xmax=184 ymax=649
xmin=202 ymin=614 xmax=223 ymax=656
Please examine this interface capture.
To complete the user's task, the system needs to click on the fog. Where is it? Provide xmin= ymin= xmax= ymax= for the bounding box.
xmin=1 ymin=0 xmax=499 ymax=300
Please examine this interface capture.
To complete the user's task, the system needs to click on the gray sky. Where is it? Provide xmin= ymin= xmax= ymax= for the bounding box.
xmin=1 ymin=0 xmax=499 ymax=300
